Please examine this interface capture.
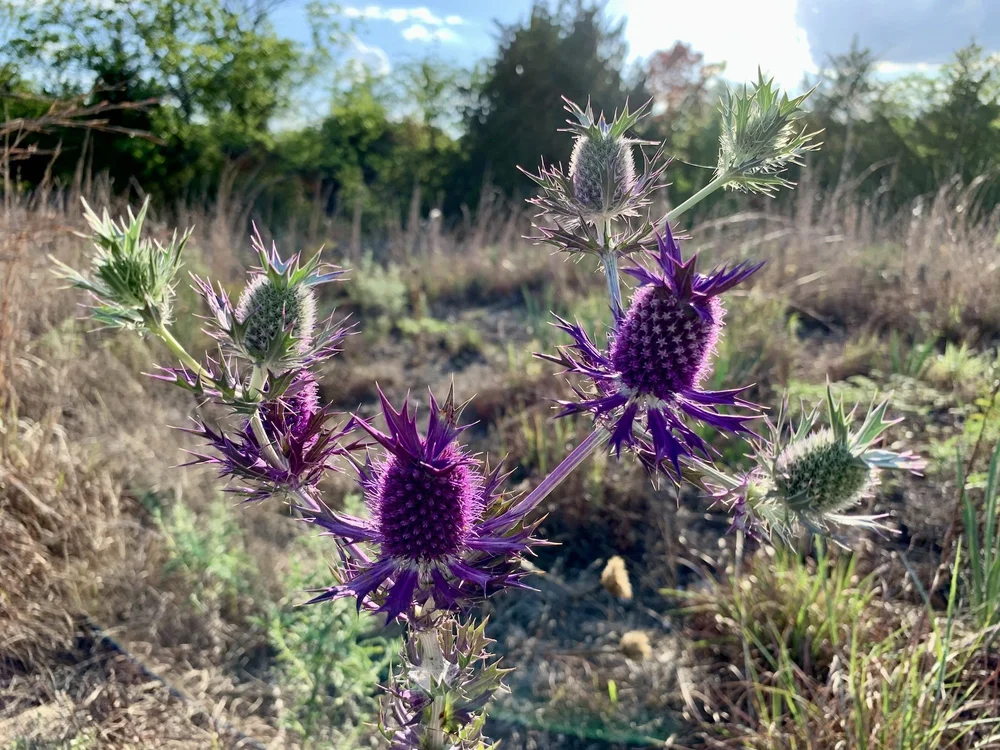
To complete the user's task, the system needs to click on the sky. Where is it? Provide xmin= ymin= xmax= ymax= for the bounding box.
xmin=271 ymin=0 xmax=1000 ymax=91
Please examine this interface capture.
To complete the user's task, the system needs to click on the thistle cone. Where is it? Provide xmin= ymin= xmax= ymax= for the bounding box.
xmin=569 ymin=130 xmax=637 ymax=219
xmin=775 ymin=429 xmax=872 ymax=515
xmin=235 ymin=276 xmax=316 ymax=361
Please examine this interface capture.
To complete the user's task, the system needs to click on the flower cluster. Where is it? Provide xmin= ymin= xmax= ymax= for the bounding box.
xmin=193 ymin=227 xmax=350 ymax=374
xmin=57 ymin=72 xmax=919 ymax=750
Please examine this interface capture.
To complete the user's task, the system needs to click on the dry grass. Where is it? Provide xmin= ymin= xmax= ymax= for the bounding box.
xmin=693 ymin=177 xmax=1000 ymax=342
xmin=0 ymin=193 xmax=290 ymax=747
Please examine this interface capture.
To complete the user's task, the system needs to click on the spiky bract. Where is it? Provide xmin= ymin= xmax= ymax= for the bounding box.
xmin=716 ymin=70 xmax=822 ymax=195
xmin=302 ymin=387 xmax=542 ymax=622
xmin=53 ymin=198 xmax=190 ymax=331
xmin=539 ymin=225 xmax=762 ymax=476
xmin=193 ymin=228 xmax=349 ymax=373
xmin=380 ymin=618 xmax=505 ymax=750
xmin=523 ymin=98 xmax=667 ymax=248
xmin=181 ymin=373 xmax=354 ymax=503
xmin=696 ymin=384 xmax=926 ymax=543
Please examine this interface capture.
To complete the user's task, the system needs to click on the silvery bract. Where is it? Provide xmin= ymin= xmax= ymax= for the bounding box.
xmin=696 ymin=384 xmax=926 ymax=543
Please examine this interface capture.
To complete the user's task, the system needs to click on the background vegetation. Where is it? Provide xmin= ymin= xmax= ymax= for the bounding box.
xmin=3 ymin=0 xmax=1000 ymax=233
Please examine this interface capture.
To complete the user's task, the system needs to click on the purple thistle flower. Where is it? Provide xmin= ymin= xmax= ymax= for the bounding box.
xmin=539 ymin=224 xmax=763 ymax=475
xmin=183 ymin=373 xmax=354 ymax=502
xmin=302 ymin=387 xmax=542 ymax=623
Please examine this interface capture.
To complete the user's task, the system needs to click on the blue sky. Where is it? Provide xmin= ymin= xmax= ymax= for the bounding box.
xmin=271 ymin=0 xmax=1000 ymax=93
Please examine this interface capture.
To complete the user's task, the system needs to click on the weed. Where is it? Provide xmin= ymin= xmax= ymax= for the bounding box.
xmin=157 ymin=499 xmax=254 ymax=620
xmin=253 ymin=534 xmax=395 ymax=748
xmin=669 ymin=543 xmax=1000 ymax=748
xmin=345 ymin=252 xmax=408 ymax=327
xmin=960 ymin=440 xmax=1000 ymax=628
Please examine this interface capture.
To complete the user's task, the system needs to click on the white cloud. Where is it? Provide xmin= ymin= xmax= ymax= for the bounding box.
xmin=348 ymin=34 xmax=391 ymax=77
xmin=607 ymin=0 xmax=817 ymax=92
xmin=401 ymin=23 xmax=458 ymax=43
xmin=402 ymin=23 xmax=431 ymax=41
xmin=340 ymin=5 xmax=465 ymax=27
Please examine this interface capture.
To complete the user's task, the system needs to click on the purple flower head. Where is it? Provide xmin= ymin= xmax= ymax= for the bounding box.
xmin=540 ymin=224 xmax=763 ymax=476
xmin=183 ymin=372 xmax=354 ymax=503
xmin=302 ymin=386 xmax=542 ymax=623
xmin=192 ymin=228 xmax=352 ymax=373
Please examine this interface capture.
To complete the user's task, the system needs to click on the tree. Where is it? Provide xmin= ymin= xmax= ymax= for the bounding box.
xmin=456 ymin=0 xmax=641 ymax=207
xmin=638 ymin=42 xmax=725 ymax=205
xmin=1 ymin=0 xmax=310 ymax=193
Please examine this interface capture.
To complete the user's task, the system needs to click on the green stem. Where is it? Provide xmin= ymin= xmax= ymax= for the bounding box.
xmin=154 ymin=324 xmax=210 ymax=381
xmin=601 ymin=220 xmax=623 ymax=319
xmin=665 ymin=171 xmax=732 ymax=223
xmin=248 ymin=366 xmax=287 ymax=471
xmin=415 ymin=628 xmax=447 ymax=750
xmin=734 ymin=528 xmax=755 ymax=719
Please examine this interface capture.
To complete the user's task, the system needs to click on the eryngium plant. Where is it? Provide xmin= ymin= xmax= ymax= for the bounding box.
xmin=715 ymin=70 xmax=822 ymax=195
xmin=193 ymin=228 xmax=348 ymax=375
xmin=539 ymin=226 xmax=761 ymax=475
xmin=380 ymin=616 xmax=506 ymax=750
xmin=524 ymin=98 xmax=667 ymax=260
xmin=303 ymin=387 xmax=541 ymax=622
xmin=695 ymin=384 xmax=926 ymax=542
xmin=57 ymin=70 xmax=922 ymax=749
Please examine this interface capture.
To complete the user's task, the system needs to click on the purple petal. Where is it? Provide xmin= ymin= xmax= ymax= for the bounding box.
xmin=646 ymin=407 xmax=684 ymax=475
xmin=609 ymin=401 xmax=640 ymax=457
xmin=304 ymin=558 xmax=395 ymax=610
xmin=449 ymin=559 xmax=492 ymax=592
xmin=379 ymin=568 xmax=419 ymax=622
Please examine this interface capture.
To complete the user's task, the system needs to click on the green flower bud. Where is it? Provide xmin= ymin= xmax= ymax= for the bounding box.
xmin=235 ymin=275 xmax=316 ymax=365
xmin=717 ymin=70 xmax=821 ymax=195
xmin=54 ymin=198 xmax=190 ymax=331
xmin=692 ymin=384 xmax=925 ymax=543
xmin=774 ymin=428 xmax=873 ymax=515
xmin=569 ymin=126 xmax=638 ymax=219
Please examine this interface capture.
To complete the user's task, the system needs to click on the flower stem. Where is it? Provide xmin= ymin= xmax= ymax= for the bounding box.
xmin=248 ymin=366 xmax=288 ymax=472
xmin=665 ymin=171 xmax=732 ymax=223
xmin=601 ymin=220 xmax=624 ymax=319
xmin=508 ymin=425 xmax=609 ymax=520
xmin=414 ymin=628 xmax=447 ymax=750
xmin=153 ymin=324 xmax=210 ymax=382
